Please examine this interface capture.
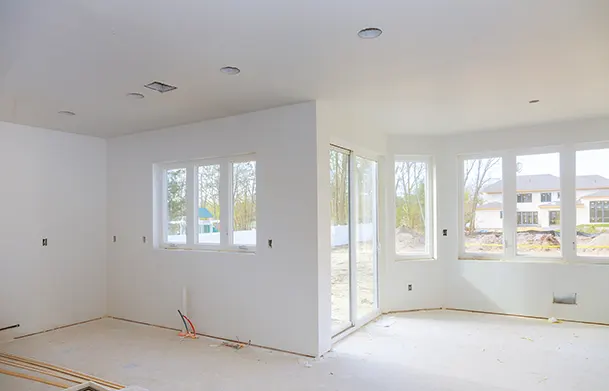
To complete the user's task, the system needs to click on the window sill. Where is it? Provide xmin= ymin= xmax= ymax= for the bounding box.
xmin=458 ymin=257 xmax=609 ymax=265
xmin=395 ymin=256 xmax=436 ymax=262
xmin=156 ymin=246 xmax=256 ymax=255
xmin=458 ymin=257 xmax=564 ymax=264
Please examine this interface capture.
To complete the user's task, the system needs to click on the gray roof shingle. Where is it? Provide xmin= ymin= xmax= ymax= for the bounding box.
xmin=581 ymin=189 xmax=609 ymax=198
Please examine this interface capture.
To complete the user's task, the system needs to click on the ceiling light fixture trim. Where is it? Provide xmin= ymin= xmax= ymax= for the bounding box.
xmin=127 ymin=92 xmax=145 ymax=99
xmin=58 ymin=110 xmax=76 ymax=116
xmin=358 ymin=27 xmax=383 ymax=39
xmin=220 ymin=66 xmax=241 ymax=75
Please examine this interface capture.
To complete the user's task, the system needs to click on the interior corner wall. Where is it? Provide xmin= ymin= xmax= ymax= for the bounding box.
xmin=384 ymin=136 xmax=446 ymax=312
xmin=315 ymin=106 xmax=332 ymax=355
xmin=106 ymin=102 xmax=322 ymax=356
xmin=390 ymin=116 xmax=609 ymax=324
xmin=0 ymin=121 xmax=107 ymax=338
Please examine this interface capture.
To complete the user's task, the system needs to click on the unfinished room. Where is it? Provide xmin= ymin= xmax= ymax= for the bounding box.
xmin=1 ymin=1 xmax=609 ymax=390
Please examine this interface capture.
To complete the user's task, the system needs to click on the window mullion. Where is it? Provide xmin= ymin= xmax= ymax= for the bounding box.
xmin=161 ymin=168 xmax=169 ymax=245
xmin=561 ymin=148 xmax=576 ymax=261
xmin=220 ymin=160 xmax=230 ymax=247
xmin=502 ymin=154 xmax=517 ymax=260
xmin=186 ymin=165 xmax=196 ymax=247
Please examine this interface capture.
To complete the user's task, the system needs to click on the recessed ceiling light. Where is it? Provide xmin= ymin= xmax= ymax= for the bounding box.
xmin=220 ymin=66 xmax=241 ymax=75
xmin=358 ymin=27 xmax=383 ymax=39
xmin=58 ymin=110 xmax=76 ymax=116
xmin=529 ymin=99 xmax=540 ymax=104
xmin=126 ymin=92 xmax=145 ymax=99
xmin=144 ymin=81 xmax=177 ymax=93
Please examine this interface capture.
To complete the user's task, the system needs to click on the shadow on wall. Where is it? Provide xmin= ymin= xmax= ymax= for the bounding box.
xmin=446 ymin=263 xmax=505 ymax=314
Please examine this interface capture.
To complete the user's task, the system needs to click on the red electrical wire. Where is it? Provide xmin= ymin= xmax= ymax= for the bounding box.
xmin=182 ymin=314 xmax=196 ymax=336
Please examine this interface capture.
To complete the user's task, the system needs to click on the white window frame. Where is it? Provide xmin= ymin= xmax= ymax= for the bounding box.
xmin=156 ymin=154 xmax=256 ymax=252
xmin=572 ymin=141 xmax=609 ymax=263
xmin=458 ymin=152 xmax=505 ymax=261
xmin=457 ymin=144 xmax=609 ymax=263
xmin=394 ymin=155 xmax=434 ymax=260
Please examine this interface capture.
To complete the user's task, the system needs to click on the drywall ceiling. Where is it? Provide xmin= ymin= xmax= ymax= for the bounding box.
xmin=1 ymin=0 xmax=608 ymax=137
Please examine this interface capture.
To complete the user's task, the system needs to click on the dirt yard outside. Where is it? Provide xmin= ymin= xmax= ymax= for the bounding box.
xmin=331 ymin=243 xmax=376 ymax=333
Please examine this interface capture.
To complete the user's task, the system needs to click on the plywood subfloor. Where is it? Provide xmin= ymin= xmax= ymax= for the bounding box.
xmin=1 ymin=311 xmax=609 ymax=390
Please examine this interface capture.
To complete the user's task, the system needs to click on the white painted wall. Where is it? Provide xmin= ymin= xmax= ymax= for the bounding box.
xmin=107 ymin=102 xmax=322 ymax=356
xmin=389 ymin=116 xmax=609 ymax=324
xmin=0 ymin=121 xmax=107 ymax=338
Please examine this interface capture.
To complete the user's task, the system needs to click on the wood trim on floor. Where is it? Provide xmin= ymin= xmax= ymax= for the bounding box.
xmin=0 ymin=367 xmax=69 ymax=388
xmin=109 ymin=316 xmax=317 ymax=359
xmin=0 ymin=352 xmax=124 ymax=390
xmin=13 ymin=317 xmax=104 ymax=340
xmin=445 ymin=308 xmax=609 ymax=327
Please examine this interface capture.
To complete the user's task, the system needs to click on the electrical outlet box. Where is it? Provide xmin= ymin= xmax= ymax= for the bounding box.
xmin=42 ymin=238 xmax=48 ymax=246
xmin=408 ymin=283 xmax=413 ymax=291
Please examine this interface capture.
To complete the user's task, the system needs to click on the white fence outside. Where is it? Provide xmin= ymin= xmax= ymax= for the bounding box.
xmin=167 ymin=224 xmax=374 ymax=247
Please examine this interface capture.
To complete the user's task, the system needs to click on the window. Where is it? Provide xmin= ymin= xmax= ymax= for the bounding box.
xmin=197 ymin=164 xmax=220 ymax=244
xmin=549 ymin=211 xmax=560 ymax=226
xmin=395 ymin=157 xmax=432 ymax=258
xmin=576 ymin=148 xmax=609 ymax=257
xmin=461 ymin=146 xmax=609 ymax=262
xmin=541 ymin=192 xmax=552 ymax=202
xmin=462 ymin=157 xmax=503 ymax=256
xmin=158 ymin=155 xmax=256 ymax=250
xmin=590 ymin=201 xmax=609 ymax=223
xmin=165 ymin=168 xmax=187 ymax=244
xmin=516 ymin=152 xmax=560 ymax=256
xmin=517 ymin=211 xmax=538 ymax=225
xmin=232 ymin=161 xmax=257 ymax=246
xmin=517 ymin=193 xmax=533 ymax=203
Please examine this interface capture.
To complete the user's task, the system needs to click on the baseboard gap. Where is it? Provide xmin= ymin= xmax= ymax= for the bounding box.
xmin=108 ymin=316 xmax=316 ymax=359
xmin=445 ymin=308 xmax=609 ymax=327
xmin=12 ymin=317 xmax=104 ymax=340
xmin=384 ymin=307 xmax=443 ymax=315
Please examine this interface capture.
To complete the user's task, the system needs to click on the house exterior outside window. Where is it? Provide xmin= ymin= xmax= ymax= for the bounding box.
xmin=475 ymin=174 xmax=609 ymax=229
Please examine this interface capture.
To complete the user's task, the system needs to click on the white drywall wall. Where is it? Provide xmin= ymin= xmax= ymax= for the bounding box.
xmin=107 ymin=102 xmax=322 ymax=356
xmin=389 ymin=116 xmax=609 ymax=323
xmin=0 ymin=121 xmax=107 ymax=337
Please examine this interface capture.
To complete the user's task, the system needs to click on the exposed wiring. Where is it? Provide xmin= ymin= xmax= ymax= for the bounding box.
xmin=177 ymin=310 xmax=189 ymax=334
xmin=182 ymin=314 xmax=197 ymax=336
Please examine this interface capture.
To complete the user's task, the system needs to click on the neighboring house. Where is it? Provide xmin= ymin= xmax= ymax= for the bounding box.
xmin=475 ymin=174 xmax=609 ymax=229
xmin=198 ymin=207 xmax=219 ymax=234
xmin=169 ymin=207 xmax=219 ymax=235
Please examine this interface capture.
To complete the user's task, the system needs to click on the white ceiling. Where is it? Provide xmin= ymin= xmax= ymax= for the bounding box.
xmin=1 ymin=0 xmax=608 ymax=138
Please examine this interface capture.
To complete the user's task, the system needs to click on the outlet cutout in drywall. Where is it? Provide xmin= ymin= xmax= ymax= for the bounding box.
xmin=553 ymin=292 xmax=577 ymax=305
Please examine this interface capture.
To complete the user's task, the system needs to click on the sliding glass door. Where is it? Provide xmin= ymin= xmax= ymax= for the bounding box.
xmin=330 ymin=147 xmax=352 ymax=335
xmin=355 ymin=156 xmax=379 ymax=321
xmin=330 ymin=146 xmax=379 ymax=336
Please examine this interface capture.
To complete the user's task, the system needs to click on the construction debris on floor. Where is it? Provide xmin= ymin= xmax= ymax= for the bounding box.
xmin=0 ymin=352 xmax=126 ymax=390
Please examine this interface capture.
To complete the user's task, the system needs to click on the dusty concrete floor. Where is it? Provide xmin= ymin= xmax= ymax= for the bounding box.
xmin=2 ymin=311 xmax=609 ymax=391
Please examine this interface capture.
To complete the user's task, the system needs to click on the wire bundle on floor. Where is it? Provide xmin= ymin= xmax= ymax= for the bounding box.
xmin=0 ymin=352 xmax=125 ymax=389
xmin=177 ymin=309 xmax=198 ymax=339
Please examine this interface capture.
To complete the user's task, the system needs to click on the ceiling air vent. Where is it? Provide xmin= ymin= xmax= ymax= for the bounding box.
xmin=144 ymin=81 xmax=177 ymax=93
